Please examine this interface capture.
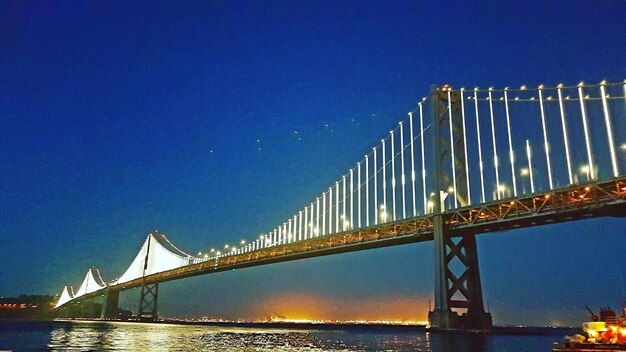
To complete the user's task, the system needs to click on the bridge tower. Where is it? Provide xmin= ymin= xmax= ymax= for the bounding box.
xmin=137 ymin=234 xmax=159 ymax=321
xmin=427 ymin=85 xmax=493 ymax=329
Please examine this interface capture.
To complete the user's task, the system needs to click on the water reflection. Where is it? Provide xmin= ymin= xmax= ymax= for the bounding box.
xmin=47 ymin=322 xmax=378 ymax=351
xmin=0 ymin=321 xmax=562 ymax=351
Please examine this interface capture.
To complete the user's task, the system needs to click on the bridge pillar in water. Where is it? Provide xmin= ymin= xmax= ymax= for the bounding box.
xmin=429 ymin=229 xmax=492 ymax=329
xmin=100 ymin=288 xmax=120 ymax=319
xmin=138 ymin=283 xmax=159 ymax=321
xmin=428 ymin=85 xmax=492 ymax=329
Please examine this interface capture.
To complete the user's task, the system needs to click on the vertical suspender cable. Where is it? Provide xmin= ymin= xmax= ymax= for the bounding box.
xmin=358 ymin=162 xmax=362 ymax=228
xmin=399 ymin=122 xmax=407 ymax=219
xmin=600 ymin=81 xmax=619 ymax=177
xmin=557 ymin=84 xmax=574 ymax=184
xmin=474 ymin=89 xmax=486 ymax=203
xmin=447 ymin=89 xmax=458 ymax=208
xmin=488 ymin=88 xmax=501 ymax=199
xmin=577 ymin=83 xmax=595 ymax=179
xmin=504 ymin=88 xmax=517 ymax=196
xmin=366 ymin=155 xmax=370 ymax=226
xmin=382 ymin=139 xmax=387 ymax=219
xmin=409 ymin=112 xmax=417 ymax=216
xmin=323 ymin=191 xmax=327 ymax=236
xmin=538 ymin=85 xmax=554 ymax=189
xmin=419 ymin=102 xmax=427 ymax=213
xmin=460 ymin=89 xmax=471 ymax=205
xmin=373 ymin=148 xmax=378 ymax=225
xmin=350 ymin=169 xmax=354 ymax=228
xmin=342 ymin=176 xmax=347 ymax=231
xmin=335 ymin=181 xmax=340 ymax=233
xmin=390 ymin=131 xmax=397 ymax=220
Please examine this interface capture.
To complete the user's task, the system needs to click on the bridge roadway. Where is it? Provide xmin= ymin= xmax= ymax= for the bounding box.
xmin=73 ymin=176 xmax=626 ymax=302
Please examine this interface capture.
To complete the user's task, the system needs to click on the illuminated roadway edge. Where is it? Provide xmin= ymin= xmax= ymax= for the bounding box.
xmin=60 ymin=177 xmax=626 ymax=305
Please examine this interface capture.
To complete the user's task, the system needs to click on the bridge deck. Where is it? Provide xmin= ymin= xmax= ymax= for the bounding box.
xmin=66 ymin=177 xmax=626 ymax=303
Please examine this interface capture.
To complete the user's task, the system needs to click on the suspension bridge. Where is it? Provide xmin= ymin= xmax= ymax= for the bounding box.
xmin=54 ymin=80 xmax=626 ymax=329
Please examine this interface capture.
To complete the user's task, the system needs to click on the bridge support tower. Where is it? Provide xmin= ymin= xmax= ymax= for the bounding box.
xmin=138 ymin=282 xmax=159 ymax=321
xmin=428 ymin=86 xmax=492 ymax=329
xmin=100 ymin=288 xmax=120 ymax=319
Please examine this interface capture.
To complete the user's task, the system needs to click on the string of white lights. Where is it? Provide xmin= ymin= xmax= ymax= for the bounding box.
xmin=447 ymin=89 xmax=458 ymax=208
xmin=460 ymin=89 xmax=471 ymax=205
xmin=373 ymin=147 xmax=378 ymax=225
xmin=488 ymin=88 xmax=501 ymax=199
xmin=473 ymin=89 xmax=486 ymax=203
xmin=409 ymin=112 xmax=417 ymax=216
xmin=503 ymin=88 xmax=517 ymax=197
xmin=419 ymin=102 xmax=427 ymax=213
xmin=577 ymin=83 xmax=595 ymax=180
xmin=390 ymin=131 xmax=397 ymax=220
xmin=600 ymin=81 xmax=619 ymax=177
xmin=400 ymin=121 xmax=407 ymax=219
xmin=557 ymin=84 xmax=574 ymax=184
xmin=358 ymin=162 xmax=362 ymax=227
xmin=382 ymin=138 xmax=387 ymax=221
xmin=538 ymin=86 xmax=554 ymax=189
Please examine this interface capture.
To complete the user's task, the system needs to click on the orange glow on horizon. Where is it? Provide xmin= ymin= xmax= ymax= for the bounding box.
xmin=248 ymin=292 xmax=430 ymax=323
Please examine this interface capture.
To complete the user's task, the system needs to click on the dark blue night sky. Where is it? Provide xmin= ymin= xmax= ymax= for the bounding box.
xmin=1 ymin=1 xmax=625 ymax=325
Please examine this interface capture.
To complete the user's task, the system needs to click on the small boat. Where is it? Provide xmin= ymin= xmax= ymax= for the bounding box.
xmin=553 ymin=306 xmax=626 ymax=351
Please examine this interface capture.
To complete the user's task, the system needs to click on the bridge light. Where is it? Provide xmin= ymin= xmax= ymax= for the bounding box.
xmin=198 ymin=252 xmax=202 ymax=256
xmin=224 ymin=244 xmax=229 ymax=249
xmin=241 ymin=240 xmax=246 ymax=245
xmin=580 ymin=165 xmax=591 ymax=181
xmin=520 ymin=168 xmax=529 ymax=176
xmin=620 ymin=144 xmax=626 ymax=151
xmin=210 ymin=248 xmax=215 ymax=252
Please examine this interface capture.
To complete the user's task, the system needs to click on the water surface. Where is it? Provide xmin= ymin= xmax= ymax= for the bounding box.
xmin=0 ymin=321 xmax=568 ymax=351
